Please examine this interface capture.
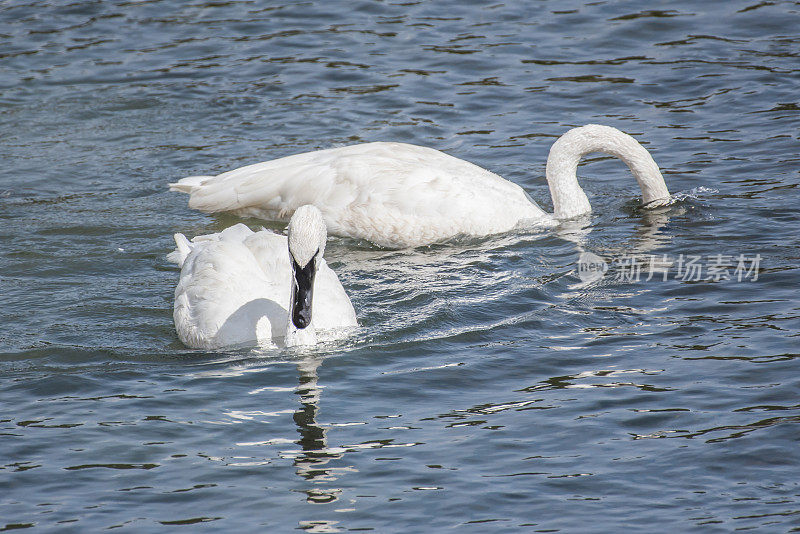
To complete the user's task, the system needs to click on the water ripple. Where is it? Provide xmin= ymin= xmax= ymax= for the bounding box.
xmin=2 ymin=0 xmax=799 ymax=531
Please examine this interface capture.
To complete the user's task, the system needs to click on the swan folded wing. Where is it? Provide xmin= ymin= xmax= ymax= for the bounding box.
xmin=177 ymin=142 xmax=475 ymax=218
xmin=174 ymin=240 xmax=282 ymax=348
xmin=243 ymin=230 xmax=293 ymax=282
xmin=311 ymin=259 xmax=358 ymax=330
xmin=169 ymin=223 xmax=255 ymax=270
xmin=179 ymin=149 xmax=357 ymax=219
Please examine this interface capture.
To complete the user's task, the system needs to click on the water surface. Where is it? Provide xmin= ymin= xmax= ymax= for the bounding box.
xmin=1 ymin=0 xmax=799 ymax=531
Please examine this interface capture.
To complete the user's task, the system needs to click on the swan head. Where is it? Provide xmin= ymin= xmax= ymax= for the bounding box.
xmin=286 ymin=205 xmax=327 ymax=344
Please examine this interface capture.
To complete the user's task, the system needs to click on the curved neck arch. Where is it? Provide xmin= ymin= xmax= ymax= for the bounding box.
xmin=545 ymin=124 xmax=670 ymax=219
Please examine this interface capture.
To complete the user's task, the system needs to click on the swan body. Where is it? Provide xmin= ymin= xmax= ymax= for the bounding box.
xmin=170 ymin=124 xmax=670 ymax=248
xmin=169 ymin=206 xmax=357 ymax=349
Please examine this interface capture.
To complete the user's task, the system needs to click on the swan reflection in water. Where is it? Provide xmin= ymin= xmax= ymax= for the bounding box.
xmin=559 ymin=203 xmax=682 ymax=291
xmin=289 ymin=355 xmax=349 ymax=505
xmin=189 ymin=354 xmax=354 ymax=507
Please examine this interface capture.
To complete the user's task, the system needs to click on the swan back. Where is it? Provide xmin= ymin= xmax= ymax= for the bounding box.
xmin=172 ymin=225 xmax=281 ymax=348
xmin=171 ymin=142 xmax=547 ymax=248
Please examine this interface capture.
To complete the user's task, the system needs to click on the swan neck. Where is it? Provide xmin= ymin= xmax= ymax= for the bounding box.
xmin=545 ymin=124 xmax=670 ymax=219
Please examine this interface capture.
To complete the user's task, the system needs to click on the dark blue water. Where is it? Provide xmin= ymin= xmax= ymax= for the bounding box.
xmin=2 ymin=1 xmax=799 ymax=531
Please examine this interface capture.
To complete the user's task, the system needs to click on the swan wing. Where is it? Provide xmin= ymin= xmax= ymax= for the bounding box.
xmin=173 ymin=234 xmax=285 ymax=349
xmin=171 ymin=142 xmax=547 ymax=248
xmin=313 ymin=259 xmax=358 ymax=330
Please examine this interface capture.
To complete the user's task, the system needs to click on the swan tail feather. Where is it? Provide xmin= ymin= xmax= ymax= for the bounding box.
xmin=167 ymin=233 xmax=193 ymax=266
xmin=175 ymin=162 xmax=341 ymax=218
xmin=169 ymin=175 xmax=215 ymax=194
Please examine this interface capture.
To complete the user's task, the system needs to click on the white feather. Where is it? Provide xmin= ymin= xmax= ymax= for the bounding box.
xmin=170 ymin=219 xmax=357 ymax=350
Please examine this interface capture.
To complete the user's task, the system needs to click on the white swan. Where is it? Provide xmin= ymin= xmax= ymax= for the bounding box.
xmin=168 ymin=205 xmax=357 ymax=349
xmin=170 ymin=124 xmax=670 ymax=249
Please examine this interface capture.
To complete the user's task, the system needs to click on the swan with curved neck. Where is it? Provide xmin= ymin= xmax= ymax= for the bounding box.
xmin=545 ymin=125 xmax=669 ymax=219
xmin=170 ymin=124 xmax=670 ymax=248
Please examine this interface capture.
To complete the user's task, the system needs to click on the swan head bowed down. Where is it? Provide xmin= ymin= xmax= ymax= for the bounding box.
xmin=170 ymin=124 xmax=672 ymax=248
xmin=285 ymin=205 xmax=328 ymax=345
xmin=170 ymin=205 xmax=357 ymax=349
